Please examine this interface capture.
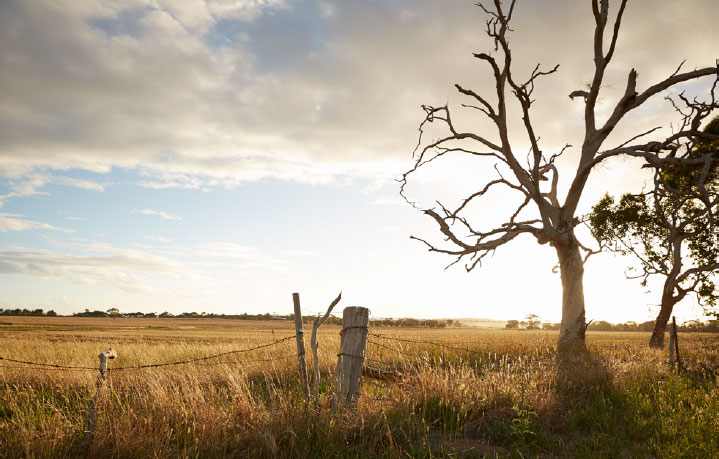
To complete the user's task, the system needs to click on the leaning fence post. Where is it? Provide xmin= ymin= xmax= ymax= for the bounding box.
xmin=80 ymin=348 xmax=117 ymax=453
xmin=292 ymin=293 xmax=310 ymax=400
xmin=333 ymin=306 xmax=369 ymax=412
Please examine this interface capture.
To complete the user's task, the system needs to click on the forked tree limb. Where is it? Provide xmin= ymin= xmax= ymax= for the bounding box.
xmin=311 ymin=292 xmax=341 ymax=398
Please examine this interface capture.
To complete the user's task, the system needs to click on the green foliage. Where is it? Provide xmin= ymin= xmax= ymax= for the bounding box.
xmin=589 ymin=117 xmax=719 ymax=314
xmin=661 ymin=117 xmax=719 ymax=192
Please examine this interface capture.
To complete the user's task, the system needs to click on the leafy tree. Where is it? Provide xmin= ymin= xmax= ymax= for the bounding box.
xmin=525 ymin=314 xmax=541 ymax=330
xmin=401 ymin=0 xmax=719 ymax=348
xmin=589 ymin=117 xmax=719 ymax=347
xmin=505 ymin=319 xmax=519 ymax=329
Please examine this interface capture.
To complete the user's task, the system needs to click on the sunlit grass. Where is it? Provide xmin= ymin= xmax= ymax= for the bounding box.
xmin=0 ymin=318 xmax=717 ymax=457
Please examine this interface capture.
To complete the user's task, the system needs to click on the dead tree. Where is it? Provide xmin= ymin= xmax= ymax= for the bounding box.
xmin=401 ymin=0 xmax=719 ymax=348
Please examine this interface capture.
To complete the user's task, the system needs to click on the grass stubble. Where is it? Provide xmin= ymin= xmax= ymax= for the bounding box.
xmin=0 ymin=318 xmax=717 ymax=458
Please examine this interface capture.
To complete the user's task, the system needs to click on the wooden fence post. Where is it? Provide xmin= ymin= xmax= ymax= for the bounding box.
xmin=292 ymin=293 xmax=310 ymax=400
xmin=334 ymin=306 xmax=369 ymax=412
xmin=80 ymin=348 xmax=117 ymax=453
xmin=668 ymin=325 xmax=675 ymax=370
xmin=672 ymin=316 xmax=681 ymax=372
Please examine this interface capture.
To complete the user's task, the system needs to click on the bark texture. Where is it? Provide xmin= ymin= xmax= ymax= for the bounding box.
xmin=556 ymin=238 xmax=586 ymax=346
xmin=649 ymin=289 xmax=679 ymax=348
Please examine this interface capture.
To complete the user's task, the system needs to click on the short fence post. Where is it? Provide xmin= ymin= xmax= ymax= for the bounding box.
xmin=333 ymin=306 xmax=369 ymax=412
xmin=668 ymin=326 xmax=675 ymax=371
xmin=672 ymin=316 xmax=681 ymax=372
xmin=292 ymin=293 xmax=310 ymax=400
xmin=80 ymin=348 xmax=117 ymax=453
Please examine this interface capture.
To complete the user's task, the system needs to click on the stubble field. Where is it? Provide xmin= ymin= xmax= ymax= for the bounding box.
xmin=0 ymin=317 xmax=717 ymax=457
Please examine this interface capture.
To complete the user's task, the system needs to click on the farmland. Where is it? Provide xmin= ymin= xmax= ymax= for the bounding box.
xmin=1 ymin=317 xmax=718 ymax=457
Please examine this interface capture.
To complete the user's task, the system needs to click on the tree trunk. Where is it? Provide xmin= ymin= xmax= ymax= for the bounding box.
xmin=649 ymin=288 xmax=678 ymax=348
xmin=555 ymin=237 xmax=586 ymax=348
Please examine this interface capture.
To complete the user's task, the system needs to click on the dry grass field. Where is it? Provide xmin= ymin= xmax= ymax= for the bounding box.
xmin=1 ymin=317 xmax=718 ymax=457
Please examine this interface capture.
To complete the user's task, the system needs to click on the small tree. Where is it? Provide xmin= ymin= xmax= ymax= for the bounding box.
xmin=402 ymin=0 xmax=718 ymax=348
xmin=107 ymin=308 xmax=120 ymax=318
xmin=525 ymin=314 xmax=541 ymax=330
xmin=505 ymin=319 xmax=519 ymax=329
xmin=589 ymin=117 xmax=719 ymax=347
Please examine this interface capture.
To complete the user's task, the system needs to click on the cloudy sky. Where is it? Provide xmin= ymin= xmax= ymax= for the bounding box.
xmin=1 ymin=0 xmax=717 ymax=322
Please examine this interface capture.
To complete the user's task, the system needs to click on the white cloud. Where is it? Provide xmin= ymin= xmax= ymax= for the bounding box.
xmin=192 ymin=242 xmax=289 ymax=272
xmin=130 ymin=208 xmax=182 ymax=220
xmin=145 ymin=235 xmax=174 ymax=243
xmin=0 ymin=213 xmax=73 ymax=233
xmin=0 ymin=172 xmax=104 ymax=209
xmin=55 ymin=176 xmax=105 ymax=191
xmin=0 ymin=244 xmax=192 ymax=293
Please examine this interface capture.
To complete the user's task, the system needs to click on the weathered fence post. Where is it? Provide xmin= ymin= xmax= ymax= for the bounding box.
xmin=672 ymin=316 xmax=681 ymax=372
xmin=333 ymin=306 xmax=369 ymax=412
xmin=311 ymin=292 xmax=341 ymax=399
xmin=81 ymin=348 xmax=117 ymax=453
xmin=668 ymin=326 xmax=675 ymax=370
xmin=292 ymin=293 xmax=310 ymax=400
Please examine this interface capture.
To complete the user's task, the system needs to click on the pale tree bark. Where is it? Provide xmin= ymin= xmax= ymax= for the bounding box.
xmin=401 ymin=0 xmax=719 ymax=350
xmin=556 ymin=236 xmax=587 ymax=343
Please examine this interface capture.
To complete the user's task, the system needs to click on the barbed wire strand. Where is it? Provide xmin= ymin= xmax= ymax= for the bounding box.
xmin=196 ymin=353 xmax=297 ymax=366
xmin=368 ymin=331 xmax=489 ymax=358
xmin=0 ymin=364 xmax=96 ymax=371
xmin=0 ymin=357 xmax=96 ymax=370
xmin=0 ymin=334 xmax=296 ymax=372
xmin=112 ymin=335 xmax=296 ymax=370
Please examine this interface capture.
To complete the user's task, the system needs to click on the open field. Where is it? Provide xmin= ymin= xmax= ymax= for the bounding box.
xmin=1 ymin=318 xmax=718 ymax=458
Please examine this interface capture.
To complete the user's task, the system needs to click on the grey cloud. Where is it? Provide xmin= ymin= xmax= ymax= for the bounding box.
xmin=0 ymin=0 xmax=716 ymax=188
xmin=0 ymin=261 xmax=22 ymax=273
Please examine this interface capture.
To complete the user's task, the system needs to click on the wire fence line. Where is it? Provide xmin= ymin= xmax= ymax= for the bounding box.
xmin=5 ymin=327 xmax=705 ymax=376
xmin=195 ymin=353 xmax=298 ymax=366
xmin=0 ymin=330 xmax=495 ymax=374
xmin=0 ymin=357 xmax=97 ymax=371
xmin=368 ymin=331 xmax=492 ymax=358
xmin=0 ymin=334 xmax=297 ymax=373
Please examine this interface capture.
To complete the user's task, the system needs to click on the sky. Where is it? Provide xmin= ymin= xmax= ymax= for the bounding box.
xmin=1 ymin=0 xmax=718 ymax=323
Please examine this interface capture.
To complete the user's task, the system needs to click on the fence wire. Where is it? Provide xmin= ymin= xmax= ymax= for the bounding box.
xmin=368 ymin=330 xmax=489 ymax=358
xmin=0 ymin=334 xmax=297 ymax=372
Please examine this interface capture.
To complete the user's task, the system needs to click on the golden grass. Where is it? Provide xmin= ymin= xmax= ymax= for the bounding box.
xmin=1 ymin=318 xmax=717 ymax=457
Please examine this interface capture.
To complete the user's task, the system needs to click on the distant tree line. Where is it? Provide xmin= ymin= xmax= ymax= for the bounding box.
xmin=370 ymin=318 xmax=457 ymax=328
xmin=0 ymin=307 xmax=458 ymax=328
xmin=505 ymin=318 xmax=719 ymax=333
xmin=72 ymin=309 xmax=296 ymax=321
xmin=0 ymin=308 xmax=57 ymax=317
